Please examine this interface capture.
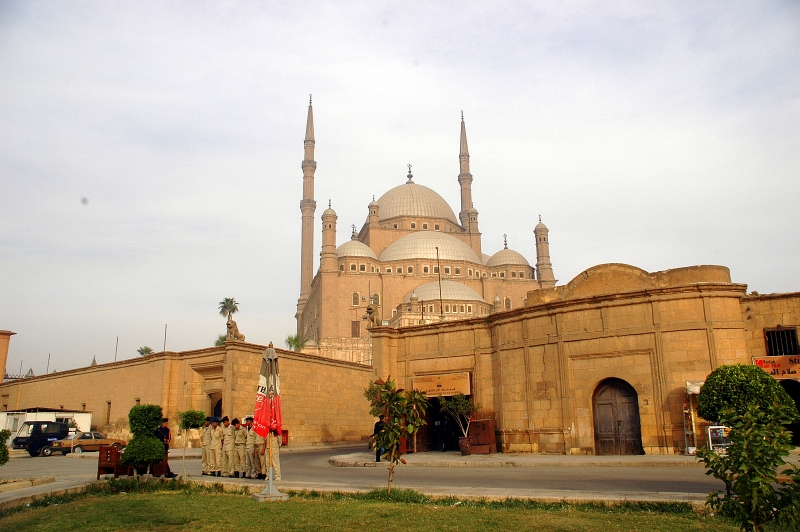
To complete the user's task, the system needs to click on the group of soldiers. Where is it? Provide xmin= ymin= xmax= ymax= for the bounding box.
xmin=201 ymin=416 xmax=281 ymax=480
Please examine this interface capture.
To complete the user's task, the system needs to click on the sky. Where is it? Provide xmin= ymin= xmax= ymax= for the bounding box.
xmin=1 ymin=1 xmax=799 ymax=377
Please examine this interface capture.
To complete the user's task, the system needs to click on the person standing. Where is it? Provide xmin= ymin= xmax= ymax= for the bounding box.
xmin=221 ymin=416 xmax=235 ymax=477
xmin=209 ymin=418 xmax=223 ymax=477
xmin=201 ymin=417 xmax=212 ymax=475
xmin=244 ymin=417 xmax=257 ymax=479
xmin=253 ymin=429 xmax=266 ymax=480
xmin=373 ymin=415 xmax=386 ymax=462
xmin=260 ymin=429 xmax=281 ymax=481
xmin=233 ymin=418 xmax=247 ymax=478
xmin=156 ymin=418 xmax=177 ymax=478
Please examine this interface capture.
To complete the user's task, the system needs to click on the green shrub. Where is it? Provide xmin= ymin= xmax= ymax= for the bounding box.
xmin=697 ymin=364 xmax=798 ymax=423
xmin=128 ymin=404 xmax=163 ymax=436
xmin=177 ymin=410 xmax=206 ymax=431
xmin=697 ymin=402 xmax=800 ymax=532
xmin=120 ymin=435 xmax=165 ymax=469
xmin=0 ymin=429 xmax=10 ymax=467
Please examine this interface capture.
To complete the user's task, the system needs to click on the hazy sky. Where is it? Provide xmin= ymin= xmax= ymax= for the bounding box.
xmin=1 ymin=1 xmax=799 ymax=376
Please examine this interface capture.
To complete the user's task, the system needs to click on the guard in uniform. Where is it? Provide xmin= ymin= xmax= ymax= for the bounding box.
xmin=209 ymin=418 xmax=223 ymax=476
xmin=253 ymin=429 xmax=266 ymax=480
xmin=260 ymin=429 xmax=281 ymax=481
xmin=244 ymin=417 xmax=257 ymax=479
xmin=201 ymin=417 xmax=212 ymax=475
xmin=221 ymin=416 xmax=235 ymax=477
xmin=233 ymin=418 xmax=247 ymax=478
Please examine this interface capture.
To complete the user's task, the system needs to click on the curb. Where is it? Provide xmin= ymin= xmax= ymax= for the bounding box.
xmin=328 ymin=455 xmax=705 ymax=468
xmin=0 ymin=477 xmax=56 ymax=493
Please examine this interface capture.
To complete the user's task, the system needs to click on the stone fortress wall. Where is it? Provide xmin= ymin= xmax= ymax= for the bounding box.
xmin=370 ymin=263 xmax=800 ymax=454
xmin=0 ymin=342 xmax=374 ymax=447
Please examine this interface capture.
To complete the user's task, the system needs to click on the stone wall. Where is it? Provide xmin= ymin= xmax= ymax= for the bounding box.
xmin=371 ymin=264 xmax=765 ymax=455
xmin=0 ymin=342 xmax=374 ymax=448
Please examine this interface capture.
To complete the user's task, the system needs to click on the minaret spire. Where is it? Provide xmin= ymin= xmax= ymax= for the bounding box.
xmin=297 ymin=96 xmax=317 ymax=332
xmin=458 ymin=112 xmax=474 ymax=228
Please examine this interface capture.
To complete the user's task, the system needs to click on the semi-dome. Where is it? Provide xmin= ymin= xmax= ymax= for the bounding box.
xmin=376 ymin=182 xmax=459 ymax=224
xmin=481 ymin=253 xmax=491 ymax=265
xmin=403 ymin=280 xmax=485 ymax=303
xmin=337 ymin=240 xmax=377 ymax=259
xmin=486 ymin=248 xmax=530 ymax=267
xmin=379 ymin=231 xmax=481 ymax=264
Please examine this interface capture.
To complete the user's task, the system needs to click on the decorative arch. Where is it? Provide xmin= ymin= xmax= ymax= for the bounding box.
xmin=592 ymin=378 xmax=644 ymax=455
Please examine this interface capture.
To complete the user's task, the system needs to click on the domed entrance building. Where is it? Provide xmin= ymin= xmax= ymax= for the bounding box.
xmin=295 ymin=101 xmax=555 ymax=362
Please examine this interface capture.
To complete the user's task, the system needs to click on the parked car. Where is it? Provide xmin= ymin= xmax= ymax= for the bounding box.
xmin=51 ymin=431 xmax=127 ymax=455
xmin=12 ymin=421 xmax=70 ymax=457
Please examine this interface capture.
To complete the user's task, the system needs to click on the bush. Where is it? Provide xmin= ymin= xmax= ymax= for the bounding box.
xmin=697 ymin=402 xmax=800 ymax=532
xmin=697 ymin=364 xmax=798 ymax=423
xmin=177 ymin=410 xmax=206 ymax=431
xmin=0 ymin=429 xmax=10 ymax=467
xmin=120 ymin=435 xmax=165 ymax=469
xmin=128 ymin=404 xmax=163 ymax=436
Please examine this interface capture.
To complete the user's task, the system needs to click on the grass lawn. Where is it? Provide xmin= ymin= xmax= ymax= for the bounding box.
xmin=0 ymin=479 xmax=782 ymax=532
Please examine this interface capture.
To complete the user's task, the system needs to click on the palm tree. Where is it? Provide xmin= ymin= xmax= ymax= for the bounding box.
xmin=285 ymin=334 xmax=305 ymax=352
xmin=214 ymin=334 xmax=226 ymax=347
xmin=218 ymin=297 xmax=240 ymax=320
xmin=137 ymin=346 xmax=153 ymax=356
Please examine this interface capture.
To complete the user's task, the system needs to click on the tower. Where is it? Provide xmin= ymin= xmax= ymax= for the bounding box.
xmin=458 ymin=112 xmax=476 ymax=229
xmin=319 ymin=202 xmax=338 ymax=271
xmin=534 ymin=216 xmax=556 ymax=288
xmin=297 ymin=96 xmax=317 ymax=326
xmin=458 ymin=113 xmax=481 ymax=256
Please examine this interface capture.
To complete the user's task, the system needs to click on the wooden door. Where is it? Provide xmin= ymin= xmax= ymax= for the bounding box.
xmin=593 ymin=379 xmax=644 ymax=455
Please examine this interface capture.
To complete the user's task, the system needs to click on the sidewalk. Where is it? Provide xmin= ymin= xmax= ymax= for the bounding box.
xmin=329 ymin=450 xmax=705 ymax=468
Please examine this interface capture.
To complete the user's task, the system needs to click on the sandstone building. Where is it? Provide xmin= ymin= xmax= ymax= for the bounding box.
xmin=2 ymin=103 xmax=799 ymax=455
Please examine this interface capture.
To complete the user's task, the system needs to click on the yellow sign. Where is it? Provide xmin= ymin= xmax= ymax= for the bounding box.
xmin=412 ymin=372 xmax=471 ymax=397
xmin=753 ymin=356 xmax=800 ymax=379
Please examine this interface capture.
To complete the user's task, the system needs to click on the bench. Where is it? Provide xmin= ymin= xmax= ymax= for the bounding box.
xmin=97 ymin=445 xmax=170 ymax=479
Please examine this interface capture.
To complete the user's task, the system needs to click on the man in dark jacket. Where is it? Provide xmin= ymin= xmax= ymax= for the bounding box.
xmin=155 ymin=418 xmax=177 ymax=478
xmin=373 ymin=415 xmax=386 ymax=462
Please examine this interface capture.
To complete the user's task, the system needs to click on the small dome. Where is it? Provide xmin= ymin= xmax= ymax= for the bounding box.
xmin=323 ymin=207 xmax=336 ymax=217
xmin=403 ymin=280 xmax=485 ymax=303
xmin=337 ymin=240 xmax=377 ymax=259
xmin=376 ymin=182 xmax=458 ymax=224
xmin=486 ymin=248 xmax=530 ymax=267
xmin=481 ymin=253 xmax=491 ymax=265
xmin=379 ymin=231 xmax=481 ymax=263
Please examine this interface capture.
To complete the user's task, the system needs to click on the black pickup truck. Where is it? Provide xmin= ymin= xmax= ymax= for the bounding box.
xmin=12 ymin=421 xmax=70 ymax=457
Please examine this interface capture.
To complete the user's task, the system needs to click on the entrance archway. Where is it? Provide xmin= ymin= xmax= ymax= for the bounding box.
xmin=779 ymin=380 xmax=800 ymax=445
xmin=592 ymin=378 xmax=644 ymax=455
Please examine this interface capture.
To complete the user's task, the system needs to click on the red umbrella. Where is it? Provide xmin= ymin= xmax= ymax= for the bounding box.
xmin=253 ymin=343 xmax=282 ymax=437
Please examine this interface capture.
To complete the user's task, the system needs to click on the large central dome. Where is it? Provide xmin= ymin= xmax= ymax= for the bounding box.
xmin=379 ymin=231 xmax=481 ymax=263
xmin=376 ymin=182 xmax=459 ymax=224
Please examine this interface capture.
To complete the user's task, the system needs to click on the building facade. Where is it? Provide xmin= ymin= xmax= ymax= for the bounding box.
xmin=370 ymin=263 xmax=800 ymax=454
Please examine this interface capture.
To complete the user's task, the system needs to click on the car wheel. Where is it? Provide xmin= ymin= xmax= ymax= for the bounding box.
xmin=41 ymin=447 xmax=53 ymax=457
xmin=28 ymin=449 xmax=39 ymax=457
xmin=62 ymin=451 xmax=68 ymax=456
xmin=73 ymin=445 xmax=84 ymax=453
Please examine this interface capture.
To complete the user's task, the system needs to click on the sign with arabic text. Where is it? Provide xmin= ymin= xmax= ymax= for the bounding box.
xmin=753 ymin=356 xmax=800 ymax=380
xmin=412 ymin=372 xmax=471 ymax=397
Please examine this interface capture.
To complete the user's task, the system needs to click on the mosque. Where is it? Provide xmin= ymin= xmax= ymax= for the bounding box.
xmin=1 ymin=101 xmax=799 ymax=455
xmin=295 ymin=101 xmax=555 ymax=363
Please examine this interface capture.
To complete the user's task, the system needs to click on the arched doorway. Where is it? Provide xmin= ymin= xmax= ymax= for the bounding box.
xmin=592 ymin=378 xmax=644 ymax=455
xmin=779 ymin=380 xmax=800 ymax=445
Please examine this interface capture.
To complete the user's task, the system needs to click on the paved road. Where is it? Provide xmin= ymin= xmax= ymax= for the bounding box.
xmin=0 ymin=446 xmax=725 ymax=503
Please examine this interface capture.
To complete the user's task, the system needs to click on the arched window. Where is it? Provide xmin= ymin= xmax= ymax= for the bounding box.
xmin=423 ymin=266 xmax=429 ymax=273
xmin=504 ymin=298 xmax=511 ymax=310
xmin=372 ymin=294 xmax=380 ymax=306
xmin=467 ymin=305 xmax=472 ymax=313
xmin=350 ymin=264 xmax=356 ymax=271
xmin=407 ymin=266 xmax=413 ymax=274
xmin=352 ymin=293 xmax=359 ymax=306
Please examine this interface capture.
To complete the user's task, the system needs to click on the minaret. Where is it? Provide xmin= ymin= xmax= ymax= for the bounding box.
xmin=534 ymin=215 xmax=556 ymax=288
xmin=458 ymin=111 xmax=476 ymax=229
xmin=297 ymin=96 xmax=317 ymax=323
xmin=319 ymin=201 xmax=338 ymax=271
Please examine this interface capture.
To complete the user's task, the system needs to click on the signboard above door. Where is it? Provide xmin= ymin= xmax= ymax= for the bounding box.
xmin=412 ymin=372 xmax=471 ymax=397
xmin=753 ymin=356 xmax=800 ymax=379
